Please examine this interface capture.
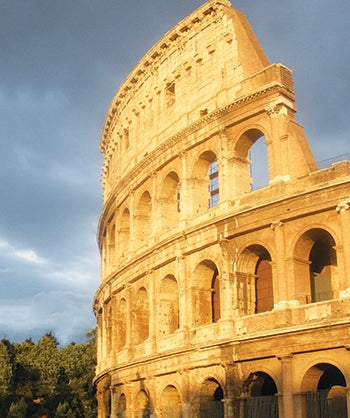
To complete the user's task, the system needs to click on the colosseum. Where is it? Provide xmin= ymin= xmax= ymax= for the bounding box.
xmin=93 ymin=1 xmax=350 ymax=417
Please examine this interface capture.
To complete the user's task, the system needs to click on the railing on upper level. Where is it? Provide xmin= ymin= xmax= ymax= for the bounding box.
xmin=317 ymin=153 xmax=350 ymax=169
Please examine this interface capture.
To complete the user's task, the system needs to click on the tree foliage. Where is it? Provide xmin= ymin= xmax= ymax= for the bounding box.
xmin=0 ymin=330 xmax=97 ymax=418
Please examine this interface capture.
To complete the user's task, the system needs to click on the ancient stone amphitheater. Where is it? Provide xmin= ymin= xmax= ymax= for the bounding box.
xmin=93 ymin=1 xmax=350 ymax=417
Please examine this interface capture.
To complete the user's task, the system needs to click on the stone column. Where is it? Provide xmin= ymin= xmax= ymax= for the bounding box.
xmin=336 ymin=200 xmax=350 ymax=293
xmin=129 ymin=190 xmax=136 ymax=253
xmin=110 ymin=295 xmax=117 ymax=358
xmin=125 ymin=284 xmax=134 ymax=359
xmin=177 ymin=255 xmax=190 ymax=342
xmin=239 ymin=395 xmax=246 ymax=418
xmin=146 ymin=270 xmax=156 ymax=354
xmin=346 ymin=387 xmax=350 ymax=418
xmin=179 ymin=151 xmax=190 ymax=221
xmin=222 ymin=398 xmax=234 ymax=417
xmin=219 ymin=239 xmax=233 ymax=321
xmin=182 ymin=402 xmax=192 ymax=418
xmin=271 ymin=221 xmax=289 ymax=306
xmin=278 ymin=354 xmax=294 ymax=418
xmin=110 ymin=386 xmax=116 ymax=418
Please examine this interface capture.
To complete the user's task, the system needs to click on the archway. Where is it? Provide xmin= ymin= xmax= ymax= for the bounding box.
xmin=116 ymin=298 xmax=127 ymax=351
xmin=237 ymin=245 xmax=273 ymax=315
xmin=244 ymin=372 xmax=278 ymax=418
xmin=136 ymin=191 xmax=152 ymax=244
xmin=160 ymin=171 xmax=180 ymax=231
xmin=135 ymin=390 xmax=151 ymax=418
xmin=234 ymin=129 xmax=269 ymax=195
xmin=294 ymin=229 xmax=337 ymax=304
xmin=117 ymin=393 xmax=126 ymax=418
xmin=158 ymin=275 xmax=179 ymax=336
xmin=249 ymin=135 xmax=269 ymax=190
xmin=160 ymin=385 xmax=182 ymax=418
xmin=134 ymin=287 xmax=149 ymax=345
xmin=199 ymin=378 xmax=224 ymax=418
xmin=191 ymin=151 xmax=219 ymax=214
xmin=193 ymin=260 xmax=220 ymax=326
xmin=119 ymin=208 xmax=130 ymax=259
xmin=301 ymin=363 xmax=347 ymax=417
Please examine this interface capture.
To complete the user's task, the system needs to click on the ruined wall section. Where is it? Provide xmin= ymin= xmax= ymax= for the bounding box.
xmin=100 ymin=0 xmax=271 ymax=201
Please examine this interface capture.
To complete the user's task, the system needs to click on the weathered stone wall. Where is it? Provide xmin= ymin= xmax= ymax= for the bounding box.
xmin=94 ymin=1 xmax=350 ymax=417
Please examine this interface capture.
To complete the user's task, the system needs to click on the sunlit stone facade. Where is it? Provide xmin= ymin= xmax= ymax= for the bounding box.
xmin=93 ymin=1 xmax=350 ymax=417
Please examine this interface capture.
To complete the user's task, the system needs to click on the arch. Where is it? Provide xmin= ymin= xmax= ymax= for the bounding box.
xmin=160 ymin=385 xmax=182 ymax=418
xmin=199 ymin=378 xmax=224 ymax=418
xmin=135 ymin=390 xmax=151 ymax=418
xmin=193 ymin=260 xmax=220 ymax=326
xmin=160 ymin=171 xmax=180 ymax=231
xmin=116 ymin=297 xmax=127 ymax=351
xmin=117 ymin=393 xmax=126 ymax=418
xmin=133 ymin=287 xmax=149 ymax=344
xmin=249 ymin=136 xmax=269 ymax=190
xmin=136 ymin=191 xmax=152 ymax=243
xmin=243 ymin=372 xmax=278 ymax=418
xmin=158 ymin=275 xmax=179 ymax=336
xmin=106 ymin=216 xmax=116 ymax=273
xmin=237 ymin=245 xmax=273 ymax=315
xmin=191 ymin=150 xmax=219 ymax=214
xmin=293 ymin=228 xmax=337 ymax=304
xmin=233 ymin=128 xmax=269 ymax=195
xmin=301 ymin=363 xmax=347 ymax=417
xmin=119 ymin=208 xmax=130 ymax=259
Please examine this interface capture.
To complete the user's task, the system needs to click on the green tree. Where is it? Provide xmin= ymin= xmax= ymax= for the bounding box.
xmin=60 ymin=329 xmax=97 ymax=417
xmin=7 ymin=397 xmax=27 ymax=418
xmin=0 ymin=330 xmax=97 ymax=417
xmin=0 ymin=339 xmax=15 ymax=416
xmin=55 ymin=400 xmax=76 ymax=417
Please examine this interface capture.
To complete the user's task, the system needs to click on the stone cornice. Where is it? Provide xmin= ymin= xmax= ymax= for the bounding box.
xmin=100 ymin=0 xmax=233 ymax=153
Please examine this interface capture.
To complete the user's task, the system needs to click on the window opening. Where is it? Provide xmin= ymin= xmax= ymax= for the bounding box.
xmin=165 ymin=82 xmax=175 ymax=106
xmin=208 ymin=160 xmax=219 ymax=208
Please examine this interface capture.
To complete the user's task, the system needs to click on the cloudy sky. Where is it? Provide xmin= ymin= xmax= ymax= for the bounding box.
xmin=1 ymin=0 xmax=349 ymax=345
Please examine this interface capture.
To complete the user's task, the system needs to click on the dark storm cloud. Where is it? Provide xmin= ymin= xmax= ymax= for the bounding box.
xmin=0 ymin=0 xmax=348 ymax=344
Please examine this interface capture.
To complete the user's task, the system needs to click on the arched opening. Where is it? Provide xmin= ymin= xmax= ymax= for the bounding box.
xmin=199 ymin=378 xmax=224 ymax=418
xmin=191 ymin=151 xmax=219 ymax=214
xmin=193 ymin=260 xmax=220 ymax=326
xmin=117 ymin=393 xmax=126 ymax=418
xmin=119 ymin=208 xmax=130 ymax=259
xmin=134 ymin=287 xmax=149 ymax=345
xmin=255 ymin=256 xmax=273 ymax=313
xmin=234 ymin=129 xmax=269 ymax=195
xmin=106 ymin=219 xmax=116 ymax=273
xmin=209 ymin=159 xmax=219 ymax=208
xmin=116 ymin=298 xmax=127 ymax=351
xmin=244 ymin=372 xmax=278 ymax=418
xmin=249 ymin=136 xmax=269 ymax=190
xmin=160 ymin=385 xmax=182 ymax=418
xmin=136 ymin=191 xmax=152 ymax=244
xmin=211 ymin=271 xmax=220 ymax=323
xmin=301 ymin=363 xmax=347 ymax=417
xmin=237 ymin=245 xmax=273 ymax=315
xmin=160 ymin=171 xmax=180 ymax=231
xmin=158 ymin=275 xmax=179 ymax=336
xmin=102 ymin=386 xmax=111 ymax=418
xmin=135 ymin=390 xmax=151 ymax=418
xmin=294 ymin=229 xmax=337 ymax=304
